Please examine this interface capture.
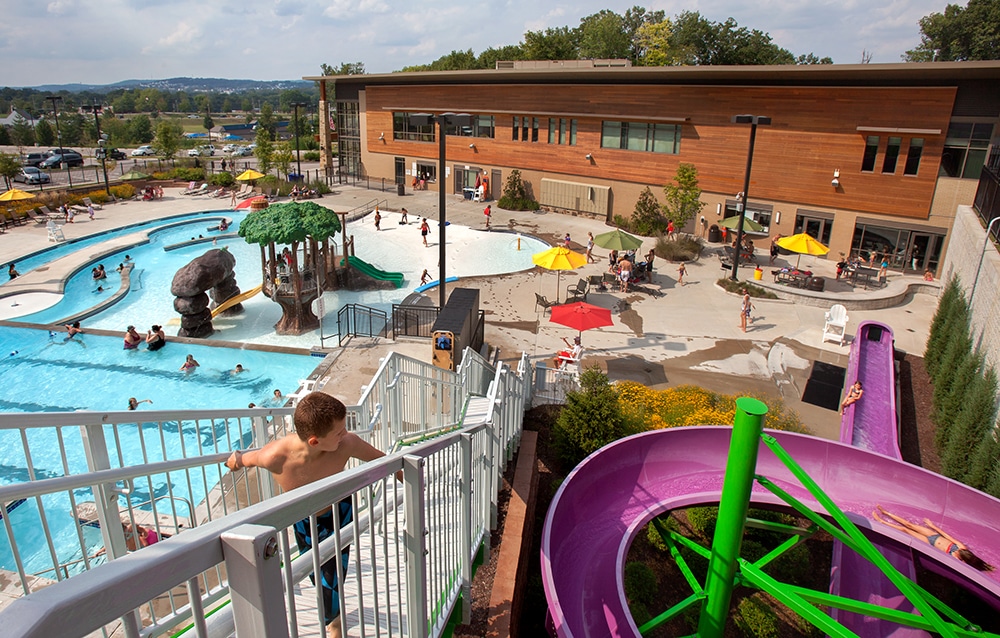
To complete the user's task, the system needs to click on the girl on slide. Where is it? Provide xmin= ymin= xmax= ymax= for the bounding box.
xmin=873 ymin=505 xmax=994 ymax=571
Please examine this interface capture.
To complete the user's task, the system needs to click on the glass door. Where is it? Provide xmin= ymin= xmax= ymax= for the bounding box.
xmin=908 ymin=233 xmax=941 ymax=272
xmin=394 ymin=157 xmax=405 ymax=185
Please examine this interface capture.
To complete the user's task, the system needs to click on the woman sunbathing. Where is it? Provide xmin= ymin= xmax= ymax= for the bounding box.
xmin=873 ymin=505 xmax=994 ymax=571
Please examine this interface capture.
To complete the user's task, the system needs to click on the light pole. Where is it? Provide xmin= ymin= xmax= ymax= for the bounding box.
xmin=46 ymin=96 xmax=73 ymax=188
xmin=730 ymin=114 xmax=770 ymax=281
xmin=89 ymin=104 xmax=111 ymax=196
xmin=291 ymin=102 xmax=306 ymax=181
xmin=969 ymin=215 xmax=1000 ymax=308
xmin=409 ymin=112 xmax=472 ymax=308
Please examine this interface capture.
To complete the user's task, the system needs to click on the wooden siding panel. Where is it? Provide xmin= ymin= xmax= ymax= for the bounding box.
xmin=364 ymin=84 xmax=956 ymax=220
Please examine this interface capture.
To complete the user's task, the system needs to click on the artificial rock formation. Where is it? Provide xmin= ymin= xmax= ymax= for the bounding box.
xmin=170 ymin=248 xmax=242 ymax=338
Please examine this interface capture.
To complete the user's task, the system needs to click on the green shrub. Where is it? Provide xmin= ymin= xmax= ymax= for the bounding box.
xmin=740 ymin=539 xmax=769 ymax=563
xmin=645 ymin=516 xmax=678 ymax=553
xmin=924 ymin=276 xmax=965 ymax=378
xmin=308 ymin=179 xmax=331 ymax=194
xmin=552 ymin=367 xmax=630 ymax=466
xmin=612 ymin=214 xmax=631 ymax=231
xmin=623 ymin=562 xmax=658 ymax=606
xmin=715 ymin=279 xmax=779 ymax=299
xmin=942 ymin=367 xmax=999 ymax=485
xmin=735 ymin=596 xmax=779 ymax=638
xmin=655 ymin=235 xmax=703 ymax=262
xmin=497 ymin=169 xmax=540 ymax=211
xmin=629 ymin=601 xmax=652 ymax=628
xmin=111 ymin=184 xmax=136 ymax=200
xmin=165 ymin=167 xmax=205 ymax=181
xmin=686 ymin=507 xmax=718 ymax=539
xmin=770 ymin=543 xmax=812 ymax=583
xmin=209 ymin=171 xmax=235 ymax=187
xmin=932 ymin=333 xmax=974 ymax=451
xmin=304 ymin=151 xmax=321 ymax=161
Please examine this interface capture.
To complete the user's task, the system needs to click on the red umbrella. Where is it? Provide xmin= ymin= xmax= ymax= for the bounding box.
xmin=549 ymin=301 xmax=613 ymax=334
xmin=235 ymin=195 xmax=267 ymax=210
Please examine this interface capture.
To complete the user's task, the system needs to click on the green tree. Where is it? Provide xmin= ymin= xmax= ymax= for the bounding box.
xmin=630 ymin=186 xmax=667 ymax=235
xmin=523 ymin=27 xmax=579 ymax=60
xmin=932 ymin=329 xmax=974 ymax=452
xmin=0 ymin=127 xmax=10 ymax=146
xmin=254 ymin=128 xmax=274 ymax=175
xmin=578 ymin=10 xmax=631 ymax=60
xmin=11 ymin=115 xmax=35 ymax=146
xmin=623 ymin=6 xmax=666 ymax=63
xmin=948 ymin=368 xmax=1000 ymax=488
xmin=663 ymin=163 xmax=705 ymax=231
xmin=320 ymin=62 xmax=365 ymax=75
xmin=273 ymin=141 xmax=293 ymax=178
xmin=257 ymin=103 xmax=277 ymax=140
xmin=0 ymin=152 xmax=21 ymax=189
xmin=797 ymin=53 xmax=834 ymax=64
xmin=553 ymin=367 xmax=630 ymax=466
xmin=155 ymin=120 xmax=183 ymax=159
xmin=635 ymin=20 xmax=676 ymax=66
xmin=203 ymin=112 xmax=214 ymax=138
xmin=129 ymin=115 xmax=154 ymax=144
xmin=670 ymin=11 xmax=796 ymax=65
xmin=112 ymin=91 xmax=136 ymax=114
xmin=905 ymin=0 xmax=1000 ymax=62
xmin=35 ymin=119 xmax=55 ymax=146
xmin=497 ymin=169 xmax=539 ymax=211
xmin=924 ymin=276 xmax=967 ymax=381
xmin=59 ymin=112 xmax=85 ymax=145
xmin=476 ymin=45 xmax=526 ymax=68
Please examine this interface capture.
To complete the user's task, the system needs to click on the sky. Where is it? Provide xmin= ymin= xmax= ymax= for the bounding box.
xmin=0 ymin=0 xmax=948 ymax=88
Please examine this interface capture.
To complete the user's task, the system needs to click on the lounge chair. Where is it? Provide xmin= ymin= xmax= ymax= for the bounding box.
xmin=189 ymin=183 xmax=209 ymax=196
xmin=83 ymin=197 xmax=102 ymax=210
xmin=38 ymin=205 xmax=63 ymax=219
xmin=238 ymin=185 xmax=258 ymax=200
xmin=26 ymin=209 xmax=51 ymax=225
xmin=535 ymin=292 xmax=557 ymax=313
xmin=6 ymin=208 xmax=28 ymax=226
xmin=180 ymin=181 xmax=198 ymax=195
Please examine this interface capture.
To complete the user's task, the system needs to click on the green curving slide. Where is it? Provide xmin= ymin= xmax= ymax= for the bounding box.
xmin=341 ymin=256 xmax=405 ymax=288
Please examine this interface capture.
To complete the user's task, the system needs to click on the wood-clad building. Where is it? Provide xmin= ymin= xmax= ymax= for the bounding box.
xmin=307 ymin=61 xmax=1000 ymax=274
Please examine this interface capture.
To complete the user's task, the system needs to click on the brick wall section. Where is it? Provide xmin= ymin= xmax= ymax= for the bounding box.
xmin=941 ymin=205 xmax=1000 ymax=372
xmin=486 ymin=430 xmax=538 ymax=638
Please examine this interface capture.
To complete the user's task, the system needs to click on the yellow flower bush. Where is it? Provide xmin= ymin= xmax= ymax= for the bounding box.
xmin=616 ymin=382 xmax=809 ymax=434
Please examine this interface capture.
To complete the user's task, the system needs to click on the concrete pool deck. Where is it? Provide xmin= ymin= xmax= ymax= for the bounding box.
xmin=0 ymin=183 xmax=939 ymax=440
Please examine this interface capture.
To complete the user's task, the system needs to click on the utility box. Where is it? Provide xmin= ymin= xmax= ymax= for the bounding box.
xmin=431 ymin=288 xmax=481 ymax=371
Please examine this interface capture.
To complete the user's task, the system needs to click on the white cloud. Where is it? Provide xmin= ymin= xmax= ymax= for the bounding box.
xmin=46 ymin=0 xmax=74 ymax=15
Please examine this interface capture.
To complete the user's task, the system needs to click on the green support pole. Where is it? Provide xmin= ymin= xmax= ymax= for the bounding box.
xmin=697 ymin=397 xmax=769 ymax=637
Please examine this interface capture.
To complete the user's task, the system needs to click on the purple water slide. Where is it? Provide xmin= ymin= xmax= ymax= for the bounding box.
xmin=541 ymin=427 xmax=1000 ymax=638
xmin=833 ymin=320 xmax=923 ymax=636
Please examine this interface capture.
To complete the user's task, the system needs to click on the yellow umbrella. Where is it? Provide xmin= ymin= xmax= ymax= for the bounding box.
xmin=235 ymin=169 xmax=265 ymax=181
xmin=0 ymin=188 xmax=36 ymax=202
xmin=776 ymin=232 xmax=829 ymax=269
xmin=533 ymin=246 xmax=587 ymax=301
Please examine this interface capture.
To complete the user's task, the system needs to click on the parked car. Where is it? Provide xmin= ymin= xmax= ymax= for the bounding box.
xmin=187 ymin=144 xmax=216 ymax=157
xmin=222 ymin=144 xmax=239 ymax=153
xmin=46 ymin=147 xmax=76 ymax=157
xmin=108 ymin=149 xmax=127 ymax=160
xmin=13 ymin=166 xmax=51 ymax=184
xmin=21 ymin=152 xmax=47 ymax=167
xmin=232 ymin=145 xmax=253 ymax=156
xmin=131 ymin=145 xmax=156 ymax=156
xmin=40 ymin=151 xmax=84 ymax=168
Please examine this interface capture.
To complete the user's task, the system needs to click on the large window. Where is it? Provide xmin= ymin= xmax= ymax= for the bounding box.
xmin=601 ymin=121 xmax=680 ymax=154
xmin=392 ymin=112 xmax=435 ymax=142
xmin=336 ymin=100 xmax=361 ymax=178
xmin=414 ymin=162 xmax=436 ymax=183
xmin=512 ymin=116 xmax=538 ymax=142
xmin=940 ymin=122 xmax=993 ymax=179
xmin=446 ymin=115 xmax=495 ymax=138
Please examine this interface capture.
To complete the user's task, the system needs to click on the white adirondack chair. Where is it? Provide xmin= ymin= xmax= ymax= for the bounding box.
xmin=823 ymin=304 xmax=849 ymax=346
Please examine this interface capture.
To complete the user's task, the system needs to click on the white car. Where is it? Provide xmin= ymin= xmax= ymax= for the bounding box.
xmin=222 ymin=144 xmax=239 ymax=153
xmin=187 ymin=145 xmax=216 ymax=157
xmin=131 ymin=145 xmax=156 ymax=156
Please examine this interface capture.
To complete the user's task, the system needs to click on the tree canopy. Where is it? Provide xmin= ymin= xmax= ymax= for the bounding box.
xmin=905 ymin=0 xmax=1000 ymax=61
xmin=238 ymin=201 xmax=342 ymax=245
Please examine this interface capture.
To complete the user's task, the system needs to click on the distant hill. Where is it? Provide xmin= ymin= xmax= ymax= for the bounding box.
xmin=27 ymin=77 xmax=313 ymax=94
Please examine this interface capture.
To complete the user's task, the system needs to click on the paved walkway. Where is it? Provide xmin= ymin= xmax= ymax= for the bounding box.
xmin=0 ymin=182 xmax=940 ymax=440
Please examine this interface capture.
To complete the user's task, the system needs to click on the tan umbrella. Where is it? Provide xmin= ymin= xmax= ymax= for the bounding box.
xmin=0 ymin=188 xmax=36 ymax=202
xmin=533 ymin=246 xmax=587 ymax=302
xmin=235 ymin=169 xmax=265 ymax=181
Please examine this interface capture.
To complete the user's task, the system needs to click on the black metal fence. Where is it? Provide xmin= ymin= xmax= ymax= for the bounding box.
xmin=336 ymin=304 xmax=389 ymax=347
xmin=392 ymin=304 xmax=439 ymax=339
xmin=975 ymin=154 xmax=1000 ymax=232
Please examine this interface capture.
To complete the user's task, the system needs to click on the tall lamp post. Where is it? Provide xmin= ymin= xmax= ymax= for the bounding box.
xmin=730 ymin=114 xmax=770 ymax=281
xmin=46 ymin=96 xmax=73 ymax=189
xmin=89 ymin=104 xmax=111 ymax=196
xmin=291 ymin=102 xmax=306 ymax=181
xmin=409 ymin=112 xmax=472 ymax=308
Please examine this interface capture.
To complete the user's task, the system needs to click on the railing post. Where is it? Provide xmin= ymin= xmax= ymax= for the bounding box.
xmin=459 ymin=433 xmax=474 ymax=624
xmin=698 ymin=397 xmax=769 ymax=638
xmin=222 ymin=523 xmax=289 ymax=638
xmin=403 ymin=454 xmax=429 ymax=637
xmin=80 ymin=423 xmax=129 ymax=560
xmin=250 ymin=417 xmax=276 ymax=500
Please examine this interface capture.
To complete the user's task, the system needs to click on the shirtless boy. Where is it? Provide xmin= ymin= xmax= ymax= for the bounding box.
xmin=225 ymin=392 xmax=387 ymax=637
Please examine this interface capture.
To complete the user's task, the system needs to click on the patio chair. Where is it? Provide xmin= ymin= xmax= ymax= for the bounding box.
xmin=180 ymin=181 xmax=198 ymax=195
xmin=822 ymin=304 xmax=849 ymax=346
xmin=189 ymin=183 xmax=209 ymax=196
xmin=238 ymin=185 xmax=258 ymax=200
xmin=535 ymin=292 xmax=556 ymax=314
xmin=82 ymin=197 xmax=102 ymax=210
xmin=46 ymin=219 xmax=65 ymax=243
xmin=6 ymin=209 xmax=27 ymax=226
xmin=26 ymin=209 xmax=50 ymax=225
xmin=38 ymin=205 xmax=63 ymax=219
xmin=566 ymin=278 xmax=588 ymax=303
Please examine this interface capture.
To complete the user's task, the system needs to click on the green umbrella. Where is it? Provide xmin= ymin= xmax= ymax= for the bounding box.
xmin=593 ymin=228 xmax=643 ymax=251
xmin=121 ymin=170 xmax=151 ymax=181
xmin=717 ymin=215 xmax=764 ymax=232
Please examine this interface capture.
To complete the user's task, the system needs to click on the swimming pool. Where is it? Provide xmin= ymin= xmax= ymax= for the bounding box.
xmin=5 ymin=209 xmax=549 ymax=350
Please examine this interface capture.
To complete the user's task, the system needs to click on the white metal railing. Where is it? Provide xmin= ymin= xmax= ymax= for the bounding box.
xmin=0 ymin=349 xmax=534 ymax=637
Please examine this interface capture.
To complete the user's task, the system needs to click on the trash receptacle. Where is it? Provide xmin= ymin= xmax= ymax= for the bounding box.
xmin=807 ymin=276 xmax=825 ymax=292
xmin=753 ymin=266 xmax=763 ymax=281
xmin=397 ymin=183 xmax=405 ymax=196
xmin=708 ymin=225 xmax=721 ymax=243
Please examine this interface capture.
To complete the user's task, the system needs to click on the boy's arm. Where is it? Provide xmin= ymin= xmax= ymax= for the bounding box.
xmin=226 ymin=445 xmax=278 ymax=473
xmin=346 ymin=434 xmax=403 ymax=481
